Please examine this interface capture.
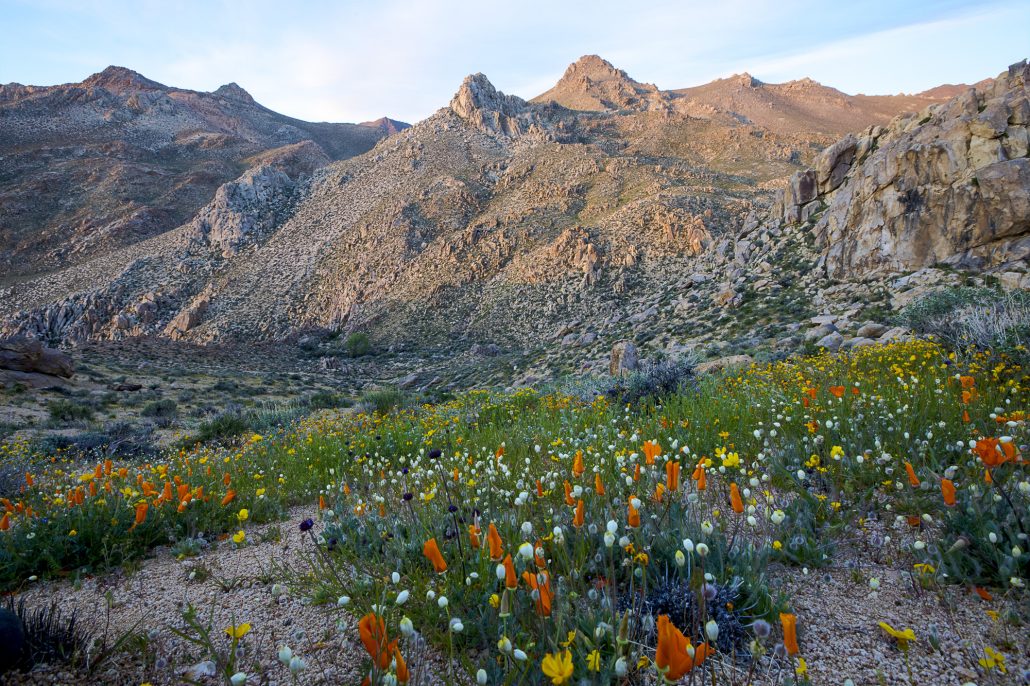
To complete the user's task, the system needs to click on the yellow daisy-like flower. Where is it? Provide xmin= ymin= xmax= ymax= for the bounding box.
xmin=878 ymin=622 xmax=916 ymax=647
xmin=237 ymin=508 xmax=249 ymax=522
xmin=224 ymin=622 xmax=251 ymax=639
xmin=232 ymin=530 xmax=246 ymax=544
xmin=586 ymin=649 xmax=601 ymax=672
xmin=541 ymin=650 xmax=574 ymax=685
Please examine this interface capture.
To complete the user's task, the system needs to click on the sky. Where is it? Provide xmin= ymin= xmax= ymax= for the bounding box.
xmin=1 ymin=0 xmax=1027 ymax=124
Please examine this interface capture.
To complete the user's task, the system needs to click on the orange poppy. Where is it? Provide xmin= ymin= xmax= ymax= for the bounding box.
xmin=563 ymin=481 xmax=574 ymax=506
xmin=643 ymin=440 xmax=662 ymax=465
xmin=220 ymin=489 xmax=236 ymax=506
xmin=521 ymin=570 xmax=554 ymax=616
xmin=572 ymin=451 xmax=585 ymax=478
xmin=536 ymin=479 xmax=544 ymax=498
xmin=534 ymin=539 xmax=547 ymax=569
xmin=423 ymin=538 xmax=447 ymax=573
xmin=655 ymin=615 xmax=710 ymax=680
xmin=393 ymin=643 xmax=408 ymax=684
xmin=358 ymin=613 xmax=391 ymax=669
xmin=666 ymin=460 xmax=680 ymax=492
xmin=941 ymin=479 xmax=956 ymax=507
xmin=594 ymin=472 xmax=605 ymax=496
xmin=627 ymin=502 xmax=640 ymax=528
xmin=0 ymin=513 xmax=9 ymax=531
xmin=904 ymin=462 xmax=920 ymax=488
xmin=130 ymin=502 xmax=148 ymax=530
xmin=319 ymin=495 xmax=327 ymax=510
xmin=633 ymin=463 xmax=641 ymax=482
xmin=503 ymin=553 xmax=518 ymax=589
xmin=468 ymin=523 xmax=481 ymax=549
xmin=24 ymin=473 xmax=33 ymax=488
xmin=573 ymin=499 xmax=585 ymax=528
xmin=487 ymin=523 xmax=504 ymax=561
xmin=693 ymin=463 xmax=707 ymax=491
xmin=729 ymin=483 xmax=744 ymax=514
xmin=829 ymin=385 xmax=845 ymax=399
xmin=780 ymin=613 xmax=799 ymax=655
xmin=959 ymin=375 xmax=975 ymax=389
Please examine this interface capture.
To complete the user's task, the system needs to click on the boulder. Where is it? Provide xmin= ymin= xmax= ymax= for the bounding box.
xmin=815 ymin=331 xmax=845 ymax=352
xmin=609 ymin=341 xmax=639 ymax=376
xmin=695 ymin=354 xmax=753 ymax=375
xmin=0 ymin=337 xmax=74 ymax=378
xmin=855 ymin=322 xmax=888 ymax=339
xmin=804 ymin=324 xmax=837 ymax=342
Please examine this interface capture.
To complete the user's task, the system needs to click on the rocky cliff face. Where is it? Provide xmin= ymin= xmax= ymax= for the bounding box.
xmin=771 ymin=60 xmax=1029 ymax=287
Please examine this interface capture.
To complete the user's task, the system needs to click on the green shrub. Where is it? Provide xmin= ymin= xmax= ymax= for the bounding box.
xmin=900 ymin=287 xmax=1030 ymax=364
xmin=344 ymin=332 xmax=371 ymax=357
xmin=47 ymin=399 xmax=93 ymax=423
xmin=140 ymin=399 xmax=177 ymax=418
xmin=357 ymin=387 xmax=409 ymax=415
xmin=308 ymin=391 xmax=351 ymax=409
xmin=184 ymin=411 xmax=251 ymax=446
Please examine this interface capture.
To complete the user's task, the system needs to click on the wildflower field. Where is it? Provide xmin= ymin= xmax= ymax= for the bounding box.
xmin=2 ymin=340 xmax=1027 ymax=685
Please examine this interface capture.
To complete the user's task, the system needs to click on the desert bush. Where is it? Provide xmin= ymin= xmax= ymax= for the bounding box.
xmin=357 ymin=387 xmax=409 ymax=415
xmin=611 ymin=357 xmax=697 ymax=405
xmin=46 ymin=399 xmax=93 ymax=423
xmin=344 ymin=331 xmax=371 ymax=357
xmin=185 ymin=411 xmax=251 ymax=446
xmin=900 ymin=287 xmax=1030 ymax=364
xmin=140 ymin=398 xmax=177 ymax=419
xmin=308 ymin=391 xmax=351 ymax=409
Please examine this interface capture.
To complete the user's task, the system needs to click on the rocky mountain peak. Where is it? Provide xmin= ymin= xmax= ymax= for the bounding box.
xmin=214 ymin=82 xmax=255 ymax=104
xmin=82 ymin=65 xmax=167 ymax=93
xmin=449 ymin=73 xmax=532 ymax=136
xmin=359 ymin=117 xmax=411 ymax=135
xmin=560 ymin=54 xmax=629 ymax=83
xmin=532 ymin=55 xmax=665 ymax=112
xmin=730 ymin=72 xmax=762 ymax=88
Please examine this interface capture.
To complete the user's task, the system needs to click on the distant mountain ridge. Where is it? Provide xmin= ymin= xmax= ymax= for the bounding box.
xmin=532 ymin=55 xmax=964 ymax=139
xmin=2 ymin=55 xmax=1025 ymax=389
xmin=0 ymin=66 xmax=408 ymax=276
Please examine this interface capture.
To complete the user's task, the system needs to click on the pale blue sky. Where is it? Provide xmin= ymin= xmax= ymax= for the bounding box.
xmin=1 ymin=0 xmax=1027 ymax=124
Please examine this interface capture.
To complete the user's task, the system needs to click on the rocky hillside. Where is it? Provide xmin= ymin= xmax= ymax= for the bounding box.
xmin=2 ymin=56 xmax=1025 ymax=387
xmin=0 ymin=66 xmax=404 ymax=276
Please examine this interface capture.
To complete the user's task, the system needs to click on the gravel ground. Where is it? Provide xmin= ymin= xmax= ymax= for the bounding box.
xmin=2 ymin=509 xmax=1026 ymax=685
xmin=1 ymin=507 xmax=454 ymax=686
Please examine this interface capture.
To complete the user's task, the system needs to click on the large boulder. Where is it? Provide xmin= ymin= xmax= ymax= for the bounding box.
xmin=0 ymin=337 xmax=73 ymax=378
xmin=609 ymin=341 xmax=639 ymax=376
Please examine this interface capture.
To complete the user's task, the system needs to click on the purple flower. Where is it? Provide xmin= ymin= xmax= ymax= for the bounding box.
xmin=428 ymin=449 xmax=442 ymax=459
xmin=299 ymin=518 xmax=314 ymax=532
xmin=403 ymin=492 xmax=413 ymax=501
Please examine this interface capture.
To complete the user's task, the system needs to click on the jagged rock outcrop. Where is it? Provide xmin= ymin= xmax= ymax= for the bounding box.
xmin=773 ymin=60 xmax=1030 ymax=284
xmin=449 ymin=74 xmax=544 ymax=138
xmin=187 ymin=167 xmax=296 ymax=257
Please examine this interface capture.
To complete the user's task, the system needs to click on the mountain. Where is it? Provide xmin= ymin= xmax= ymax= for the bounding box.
xmin=0 ymin=66 xmax=407 ymax=276
xmin=2 ymin=57 xmax=1026 ymax=386
xmin=531 ymin=55 xmax=669 ymax=112
xmin=531 ymin=55 xmax=958 ymax=141
xmin=360 ymin=117 xmax=412 ymax=135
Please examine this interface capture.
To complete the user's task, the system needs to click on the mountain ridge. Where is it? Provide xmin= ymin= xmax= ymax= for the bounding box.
xmin=2 ymin=56 xmax=1026 ymax=387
